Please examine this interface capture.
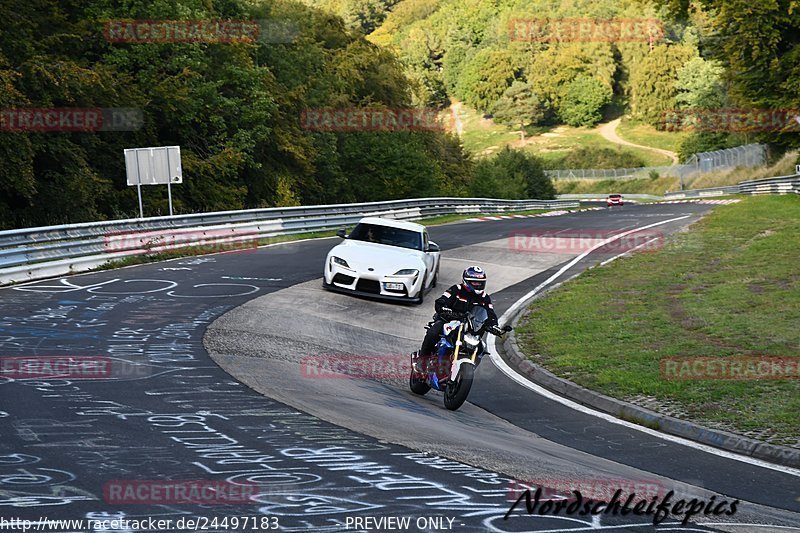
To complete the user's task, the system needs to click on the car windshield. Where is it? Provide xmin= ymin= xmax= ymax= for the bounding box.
xmin=349 ymin=223 xmax=423 ymax=251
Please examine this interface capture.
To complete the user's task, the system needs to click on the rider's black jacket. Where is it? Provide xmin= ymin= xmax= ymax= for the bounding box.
xmin=434 ymin=283 xmax=499 ymax=326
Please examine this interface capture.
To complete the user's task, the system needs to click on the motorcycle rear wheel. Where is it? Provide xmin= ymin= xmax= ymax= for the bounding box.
xmin=409 ymin=373 xmax=431 ymax=395
xmin=443 ymin=364 xmax=474 ymax=410
xmin=409 ymin=353 xmax=431 ymax=395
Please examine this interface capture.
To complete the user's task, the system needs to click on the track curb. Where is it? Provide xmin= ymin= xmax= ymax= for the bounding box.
xmin=497 ymin=285 xmax=800 ymax=469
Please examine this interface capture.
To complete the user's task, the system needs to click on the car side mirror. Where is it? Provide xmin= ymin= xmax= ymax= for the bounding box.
xmin=427 ymin=241 xmax=440 ymax=252
xmin=336 ymin=228 xmax=347 ymax=239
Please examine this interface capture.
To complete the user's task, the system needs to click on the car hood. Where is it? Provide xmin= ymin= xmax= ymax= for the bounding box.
xmin=328 ymin=240 xmax=427 ymax=274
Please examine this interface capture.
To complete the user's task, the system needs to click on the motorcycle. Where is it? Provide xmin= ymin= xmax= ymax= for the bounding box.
xmin=409 ymin=304 xmax=512 ymax=411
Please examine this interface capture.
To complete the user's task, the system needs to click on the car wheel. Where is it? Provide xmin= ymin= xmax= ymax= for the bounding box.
xmin=431 ymin=264 xmax=439 ymax=288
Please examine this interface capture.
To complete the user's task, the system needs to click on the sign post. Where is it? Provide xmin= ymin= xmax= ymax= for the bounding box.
xmin=166 ymin=148 xmax=174 ymax=216
xmin=134 ymin=151 xmax=144 ymax=218
xmin=124 ymin=146 xmax=182 ymax=218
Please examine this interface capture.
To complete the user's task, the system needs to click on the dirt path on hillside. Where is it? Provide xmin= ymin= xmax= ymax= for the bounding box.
xmin=598 ymin=118 xmax=679 ymax=164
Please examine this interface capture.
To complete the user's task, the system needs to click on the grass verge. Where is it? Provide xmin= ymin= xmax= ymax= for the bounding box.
xmin=515 ymin=196 xmax=800 ymax=446
xmin=556 ymin=176 xmax=681 ymax=195
xmin=449 ymin=103 xmax=674 ymax=166
xmin=616 ymin=118 xmax=687 ymax=154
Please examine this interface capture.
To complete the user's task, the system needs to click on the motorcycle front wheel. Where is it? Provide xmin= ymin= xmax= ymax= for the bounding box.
xmin=443 ymin=363 xmax=474 ymax=410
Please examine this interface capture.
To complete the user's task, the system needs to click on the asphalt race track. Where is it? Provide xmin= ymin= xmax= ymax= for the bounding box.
xmin=1 ymin=203 xmax=798 ymax=532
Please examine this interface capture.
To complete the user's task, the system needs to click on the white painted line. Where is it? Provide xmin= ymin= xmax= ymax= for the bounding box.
xmin=696 ymin=525 xmax=800 ymax=531
xmin=490 ymin=214 xmax=800 ymax=477
xmin=598 ymin=236 xmax=660 ymax=267
xmin=221 ymin=275 xmax=282 ymax=281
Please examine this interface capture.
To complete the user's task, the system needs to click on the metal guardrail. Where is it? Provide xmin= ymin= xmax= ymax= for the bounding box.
xmin=668 ymin=174 xmax=799 ymax=198
xmin=0 ymin=197 xmax=577 ymax=285
xmin=738 ymin=174 xmax=800 ymax=195
xmin=663 ymin=185 xmax=741 ymax=199
xmin=557 ymin=193 xmax=663 ymax=201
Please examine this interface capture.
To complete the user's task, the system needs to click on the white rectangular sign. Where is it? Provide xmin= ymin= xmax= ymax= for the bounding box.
xmin=125 ymin=146 xmax=182 ymax=186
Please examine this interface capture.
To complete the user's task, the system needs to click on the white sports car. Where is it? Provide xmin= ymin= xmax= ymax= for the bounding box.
xmin=322 ymin=217 xmax=441 ymax=303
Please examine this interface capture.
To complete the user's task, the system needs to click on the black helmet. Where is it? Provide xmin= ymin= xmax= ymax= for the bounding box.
xmin=462 ymin=265 xmax=487 ymax=294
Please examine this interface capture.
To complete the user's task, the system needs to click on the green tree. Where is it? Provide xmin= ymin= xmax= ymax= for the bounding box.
xmin=630 ymin=44 xmax=697 ymax=126
xmin=490 ymin=81 xmax=549 ymax=141
xmin=677 ymin=132 xmax=732 ymax=162
xmin=469 ymin=147 xmax=554 ymax=199
xmin=338 ymin=132 xmax=440 ymax=201
xmin=455 ymin=47 xmax=519 ymax=113
xmin=525 ymin=43 xmax=617 ymax=112
xmin=653 ymin=0 xmax=800 ymax=147
xmin=558 ymin=76 xmax=613 ymax=127
xmin=675 ymin=56 xmax=725 ymax=108
xmin=0 ymin=0 xmax=476 ymax=228
xmin=299 ymin=0 xmax=400 ymax=34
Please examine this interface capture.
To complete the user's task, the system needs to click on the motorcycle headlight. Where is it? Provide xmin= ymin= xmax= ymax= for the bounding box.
xmin=331 ymin=256 xmax=350 ymax=268
xmin=393 ymin=269 xmax=418 ymax=276
xmin=463 ymin=333 xmax=480 ymax=349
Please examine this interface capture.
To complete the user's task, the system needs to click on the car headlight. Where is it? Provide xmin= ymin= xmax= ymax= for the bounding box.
xmin=393 ymin=269 xmax=419 ymax=276
xmin=331 ymin=256 xmax=350 ymax=268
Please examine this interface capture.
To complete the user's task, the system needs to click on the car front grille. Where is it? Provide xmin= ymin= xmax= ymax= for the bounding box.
xmin=356 ymin=279 xmax=381 ymax=294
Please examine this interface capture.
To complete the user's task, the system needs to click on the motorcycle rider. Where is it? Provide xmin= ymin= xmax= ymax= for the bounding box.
xmin=417 ymin=265 xmax=501 ymax=365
